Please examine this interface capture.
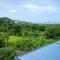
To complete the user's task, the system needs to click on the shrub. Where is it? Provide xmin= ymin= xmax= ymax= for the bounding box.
xmin=0 ymin=38 xmax=5 ymax=47
xmin=0 ymin=46 xmax=16 ymax=60
xmin=0 ymin=32 xmax=6 ymax=47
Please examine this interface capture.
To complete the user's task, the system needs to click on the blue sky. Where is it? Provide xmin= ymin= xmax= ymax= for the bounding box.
xmin=0 ymin=0 xmax=60 ymax=23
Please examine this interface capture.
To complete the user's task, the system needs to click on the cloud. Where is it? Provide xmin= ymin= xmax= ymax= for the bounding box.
xmin=22 ymin=4 xmax=57 ymax=12
xmin=10 ymin=9 xmax=16 ymax=12
xmin=24 ymin=4 xmax=40 ymax=9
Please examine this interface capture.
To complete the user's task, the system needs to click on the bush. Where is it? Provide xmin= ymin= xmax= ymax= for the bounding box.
xmin=0 ymin=32 xmax=6 ymax=47
xmin=0 ymin=38 xmax=5 ymax=47
xmin=0 ymin=46 xmax=16 ymax=60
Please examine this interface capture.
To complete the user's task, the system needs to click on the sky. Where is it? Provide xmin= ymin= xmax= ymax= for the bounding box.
xmin=0 ymin=0 xmax=60 ymax=23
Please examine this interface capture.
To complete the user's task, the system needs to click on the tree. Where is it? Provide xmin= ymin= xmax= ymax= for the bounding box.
xmin=45 ymin=25 xmax=60 ymax=39
xmin=0 ymin=32 xmax=6 ymax=47
xmin=0 ymin=17 xmax=14 ymax=46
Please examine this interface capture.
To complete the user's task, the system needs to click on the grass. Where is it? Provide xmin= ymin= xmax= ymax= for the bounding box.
xmin=8 ymin=35 xmax=59 ymax=50
xmin=0 ymin=35 xmax=60 ymax=60
xmin=8 ymin=36 xmax=23 ymax=46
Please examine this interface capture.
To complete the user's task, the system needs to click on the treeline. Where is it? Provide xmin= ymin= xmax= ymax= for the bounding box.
xmin=0 ymin=17 xmax=60 ymax=48
xmin=0 ymin=17 xmax=60 ymax=38
xmin=0 ymin=17 xmax=46 ymax=36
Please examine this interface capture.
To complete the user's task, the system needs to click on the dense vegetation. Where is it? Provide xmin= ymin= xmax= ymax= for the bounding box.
xmin=0 ymin=17 xmax=60 ymax=60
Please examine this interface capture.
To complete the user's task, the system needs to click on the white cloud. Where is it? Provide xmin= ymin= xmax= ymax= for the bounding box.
xmin=24 ymin=4 xmax=40 ymax=9
xmin=10 ymin=10 xmax=16 ymax=12
xmin=22 ymin=4 xmax=57 ymax=12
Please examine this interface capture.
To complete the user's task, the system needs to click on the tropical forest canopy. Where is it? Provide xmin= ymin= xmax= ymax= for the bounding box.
xmin=0 ymin=17 xmax=60 ymax=38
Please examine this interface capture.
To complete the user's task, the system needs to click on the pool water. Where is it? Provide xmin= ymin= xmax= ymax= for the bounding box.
xmin=15 ymin=41 xmax=60 ymax=60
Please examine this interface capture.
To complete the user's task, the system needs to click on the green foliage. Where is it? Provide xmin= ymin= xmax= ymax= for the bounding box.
xmin=0 ymin=46 xmax=16 ymax=60
xmin=0 ymin=38 xmax=5 ymax=47
xmin=45 ymin=25 xmax=60 ymax=39
xmin=0 ymin=32 xmax=6 ymax=47
xmin=0 ymin=17 xmax=60 ymax=39
xmin=0 ymin=17 xmax=60 ymax=60
xmin=8 ymin=36 xmax=57 ymax=52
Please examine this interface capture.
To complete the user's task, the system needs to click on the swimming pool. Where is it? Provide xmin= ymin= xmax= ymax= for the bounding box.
xmin=15 ymin=41 xmax=60 ymax=60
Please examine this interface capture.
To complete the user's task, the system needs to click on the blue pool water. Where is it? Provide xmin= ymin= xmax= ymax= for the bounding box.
xmin=15 ymin=41 xmax=60 ymax=60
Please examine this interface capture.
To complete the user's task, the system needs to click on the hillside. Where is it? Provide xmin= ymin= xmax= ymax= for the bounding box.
xmin=0 ymin=17 xmax=60 ymax=60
